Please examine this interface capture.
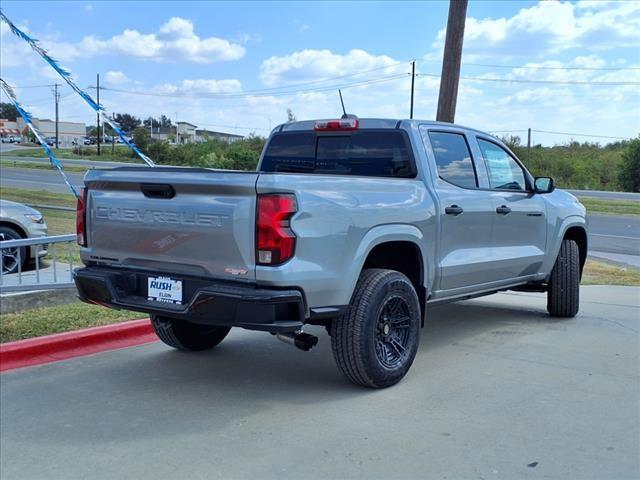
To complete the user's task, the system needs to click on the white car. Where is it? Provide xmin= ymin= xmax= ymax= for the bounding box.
xmin=0 ymin=200 xmax=48 ymax=274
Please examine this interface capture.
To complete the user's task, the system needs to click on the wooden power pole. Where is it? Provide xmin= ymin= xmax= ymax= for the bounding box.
xmin=436 ymin=0 xmax=468 ymax=123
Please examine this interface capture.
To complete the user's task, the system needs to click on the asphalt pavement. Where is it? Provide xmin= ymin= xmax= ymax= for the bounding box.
xmin=1 ymin=286 xmax=638 ymax=480
xmin=0 ymin=166 xmax=85 ymax=194
xmin=568 ymin=189 xmax=640 ymax=201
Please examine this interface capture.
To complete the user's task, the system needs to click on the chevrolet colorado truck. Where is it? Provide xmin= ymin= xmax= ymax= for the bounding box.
xmin=74 ymin=117 xmax=587 ymax=388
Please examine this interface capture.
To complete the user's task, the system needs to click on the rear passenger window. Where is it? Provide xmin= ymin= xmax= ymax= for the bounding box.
xmin=427 ymin=131 xmax=477 ymax=189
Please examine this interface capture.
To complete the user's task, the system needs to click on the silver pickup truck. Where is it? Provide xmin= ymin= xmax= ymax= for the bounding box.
xmin=74 ymin=117 xmax=587 ymax=388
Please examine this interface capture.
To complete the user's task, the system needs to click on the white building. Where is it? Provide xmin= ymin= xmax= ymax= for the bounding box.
xmin=150 ymin=121 xmax=243 ymax=144
xmin=15 ymin=117 xmax=86 ymax=146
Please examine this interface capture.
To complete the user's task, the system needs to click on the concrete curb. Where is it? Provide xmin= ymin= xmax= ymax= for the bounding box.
xmin=0 ymin=319 xmax=156 ymax=373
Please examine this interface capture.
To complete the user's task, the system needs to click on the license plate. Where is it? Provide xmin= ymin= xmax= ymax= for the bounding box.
xmin=147 ymin=276 xmax=183 ymax=304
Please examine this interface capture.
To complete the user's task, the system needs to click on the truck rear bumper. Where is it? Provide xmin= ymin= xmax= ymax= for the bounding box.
xmin=73 ymin=267 xmax=305 ymax=333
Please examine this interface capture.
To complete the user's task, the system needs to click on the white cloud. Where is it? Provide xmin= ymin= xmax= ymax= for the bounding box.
xmin=260 ymin=49 xmax=402 ymax=86
xmin=433 ymin=1 xmax=640 ymax=56
xmin=156 ymin=78 xmax=243 ymax=95
xmin=105 ymin=71 xmax=130 ymax=85
xmin=2 ymin=17 xmax=245 ymax=65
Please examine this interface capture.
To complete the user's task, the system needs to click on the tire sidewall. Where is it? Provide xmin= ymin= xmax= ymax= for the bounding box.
xmin=360 ymin=273 xmax=421 ymax=386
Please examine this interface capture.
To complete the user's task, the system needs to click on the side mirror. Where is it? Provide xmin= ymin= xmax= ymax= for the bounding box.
xmin=534 ymin=176 xmax=555 ymax=194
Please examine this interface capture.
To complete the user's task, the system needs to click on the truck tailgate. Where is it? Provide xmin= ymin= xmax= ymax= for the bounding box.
xmin=83 ymin=167 xmax=258 ymax=282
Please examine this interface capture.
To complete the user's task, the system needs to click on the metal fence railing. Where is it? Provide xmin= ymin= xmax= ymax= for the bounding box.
xmin=0 ymin=234 xmax=77 ymax=293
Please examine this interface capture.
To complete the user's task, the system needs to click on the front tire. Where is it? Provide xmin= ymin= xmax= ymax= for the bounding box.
xmin=547 ymin=239 xmax=580 ymax=317
xmin=151 ymin=316 xmax=231 ymax=351
xmin=331 ymin=269 xmax=421 ymax=388
xmin=0 ymin=226 xmax=27 ymax=275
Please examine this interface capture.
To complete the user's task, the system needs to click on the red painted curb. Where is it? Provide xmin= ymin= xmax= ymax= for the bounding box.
xmin=0 ymin=319 xmax=157 ymax=373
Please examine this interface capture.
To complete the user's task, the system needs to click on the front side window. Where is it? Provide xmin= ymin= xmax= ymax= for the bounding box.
xmin=426 ymin=131 xmax=477 ymax=189
xmin=478 ymin=139 xmax=527 ymax=191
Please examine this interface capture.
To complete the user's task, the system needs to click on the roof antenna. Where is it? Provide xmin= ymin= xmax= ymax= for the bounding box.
xmin=339 ymin=89 xmax=347 ymax=118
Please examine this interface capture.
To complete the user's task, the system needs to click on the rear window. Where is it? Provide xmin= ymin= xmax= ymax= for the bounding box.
xmin=260 ymin=131 xmax=415 ymax=177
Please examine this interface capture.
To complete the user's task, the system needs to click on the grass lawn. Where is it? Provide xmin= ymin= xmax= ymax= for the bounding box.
xmin=582 ymin=259 xmax=640 ymax=286
xmin=5 ymin=146 xmax=135 ymax=163
xmin=1 ymin=160 xmax=94 ymax=174
xmin=0 ymin=302 xmax=145 ymax=343
xmin=578 ymin=197 xmax=640 ymax=216
xmin=0 ymin=186 xmax=76 ymax=208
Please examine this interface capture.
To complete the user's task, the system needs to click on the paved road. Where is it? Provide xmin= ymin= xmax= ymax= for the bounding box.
xmin=589 ymin=213 xmax=640 ymax=257
xmin=568 ymin=189 xmax=640 ymax=201
xmin=1 ymin=286 xmax=638 ymax=480
xmin=0 ymin=166 xmax=85 ymax=194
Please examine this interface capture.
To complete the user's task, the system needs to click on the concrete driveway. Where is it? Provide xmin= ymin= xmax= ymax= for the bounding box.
xmin=1 ymin=286 xmax=638 ymax=480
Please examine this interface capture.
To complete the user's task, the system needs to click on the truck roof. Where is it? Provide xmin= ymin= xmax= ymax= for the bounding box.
xmin=277 ymin=118 xmax=491 ymax=137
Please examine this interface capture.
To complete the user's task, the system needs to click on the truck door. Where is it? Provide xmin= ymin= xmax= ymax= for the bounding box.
xmin=474 ymin=137 xmax=547 ymax=281
xmin=421 ymin=128 xmax=495 ymax=291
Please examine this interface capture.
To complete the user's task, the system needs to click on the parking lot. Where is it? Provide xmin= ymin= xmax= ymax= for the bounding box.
xmin=1 ymin=285 xmax=638 ymax=480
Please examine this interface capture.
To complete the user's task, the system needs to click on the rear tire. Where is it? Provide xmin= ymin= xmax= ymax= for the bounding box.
xmin=547 ymin=239 xmax=580 ymax=317
xmin=331 ymin=269 xmax=421 ymax=388
xmin=151 ymin=316 xmax=231 ymax=351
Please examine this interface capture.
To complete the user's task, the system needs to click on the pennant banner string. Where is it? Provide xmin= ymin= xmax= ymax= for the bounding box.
xmin=0 ymin=10 xmax=155 ymax=167
xmin=0 ymin=78 xmax=79 ymax=198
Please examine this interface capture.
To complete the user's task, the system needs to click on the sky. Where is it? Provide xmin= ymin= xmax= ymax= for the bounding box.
xmin=0 ymin=0 xmax=639 ymax=146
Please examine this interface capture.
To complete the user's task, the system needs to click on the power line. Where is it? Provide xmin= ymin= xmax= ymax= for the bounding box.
xmin=93 ymin=73 xmax=411 ymax=99
xmin=532 ymin=129 xmax=633 ymax=140
xmin=490 ymin=129 xmax=633 ymax=140
xmin=416 ymin=72 xmax=639 ymax=86
xmin=419 ymin=59 xmax=640 ymax=71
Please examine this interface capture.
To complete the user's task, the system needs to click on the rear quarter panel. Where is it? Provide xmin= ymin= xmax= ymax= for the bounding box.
xmin=255 ymin=173 xmax=436 ymax=310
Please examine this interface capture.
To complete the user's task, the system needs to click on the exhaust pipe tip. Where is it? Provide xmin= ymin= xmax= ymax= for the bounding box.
xmin=276 ymin=331 xmax=318 ymax=351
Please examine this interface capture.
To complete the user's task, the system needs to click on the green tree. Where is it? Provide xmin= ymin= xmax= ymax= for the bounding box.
xmin=618 ymin=139 xmax=640 ymax=192
xmin=131 ymin=127 xmax=150 ymax=153
xmin=114 ymin=113 xmax=141 ymax=133
xmin=0 ymin=102 xmax=19 ymax=121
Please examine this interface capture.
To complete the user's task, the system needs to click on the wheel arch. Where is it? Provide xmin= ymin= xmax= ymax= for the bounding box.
xmin=563 ymin=225 xmax=588 ymax=277
xmin=352 ymin=225 xmax=428 ymax=325
xmin=0 ymin=220 xmax=28 ymax=239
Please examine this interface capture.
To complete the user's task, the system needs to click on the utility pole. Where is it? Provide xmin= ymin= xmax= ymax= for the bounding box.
xmin=52 ymin=83 xmax=60 ymax=149
xmin=410 ymin=60 xmax=416 ymax=119
xmin=527 ymin=127 xmax=532 ymax=162
xmin=436 ymin=0 xmax=468 ymax=123
xmin=96 ymin=73 xmax=101 ymax=155
xmin=112 ymin=113 xmax=115 ymax=155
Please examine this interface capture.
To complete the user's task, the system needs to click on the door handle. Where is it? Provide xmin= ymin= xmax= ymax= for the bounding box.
xmin=445 ymin=205 xmax=463 ymax=215
xmin=496 ymin=205 xmax=511 ymax=215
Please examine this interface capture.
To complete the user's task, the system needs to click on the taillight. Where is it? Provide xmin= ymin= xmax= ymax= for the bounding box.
xmin=256 ymin=194 xmax=297 ymax=265
xmin=76 ymin=187 xmax=87 ymax=246
xmin=314 ymin=117 xmax=359 ymax=131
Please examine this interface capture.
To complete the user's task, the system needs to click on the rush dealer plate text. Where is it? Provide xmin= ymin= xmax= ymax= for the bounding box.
xmin=148 ymin=276 xmax=183 ymax=304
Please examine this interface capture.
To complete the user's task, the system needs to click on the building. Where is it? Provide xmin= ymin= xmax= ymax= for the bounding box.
xmin=195 ymin=128 xmax=243 ymax=143
xmin=0 ymin=119 xmax=21 ymax=139
xmin=15 ymin=117 xmax=86 ymax=146
xmin=149 ymin=121 xmax=243 ymax=144
xmin=176 ymin=121 xmax=197 ymax=144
